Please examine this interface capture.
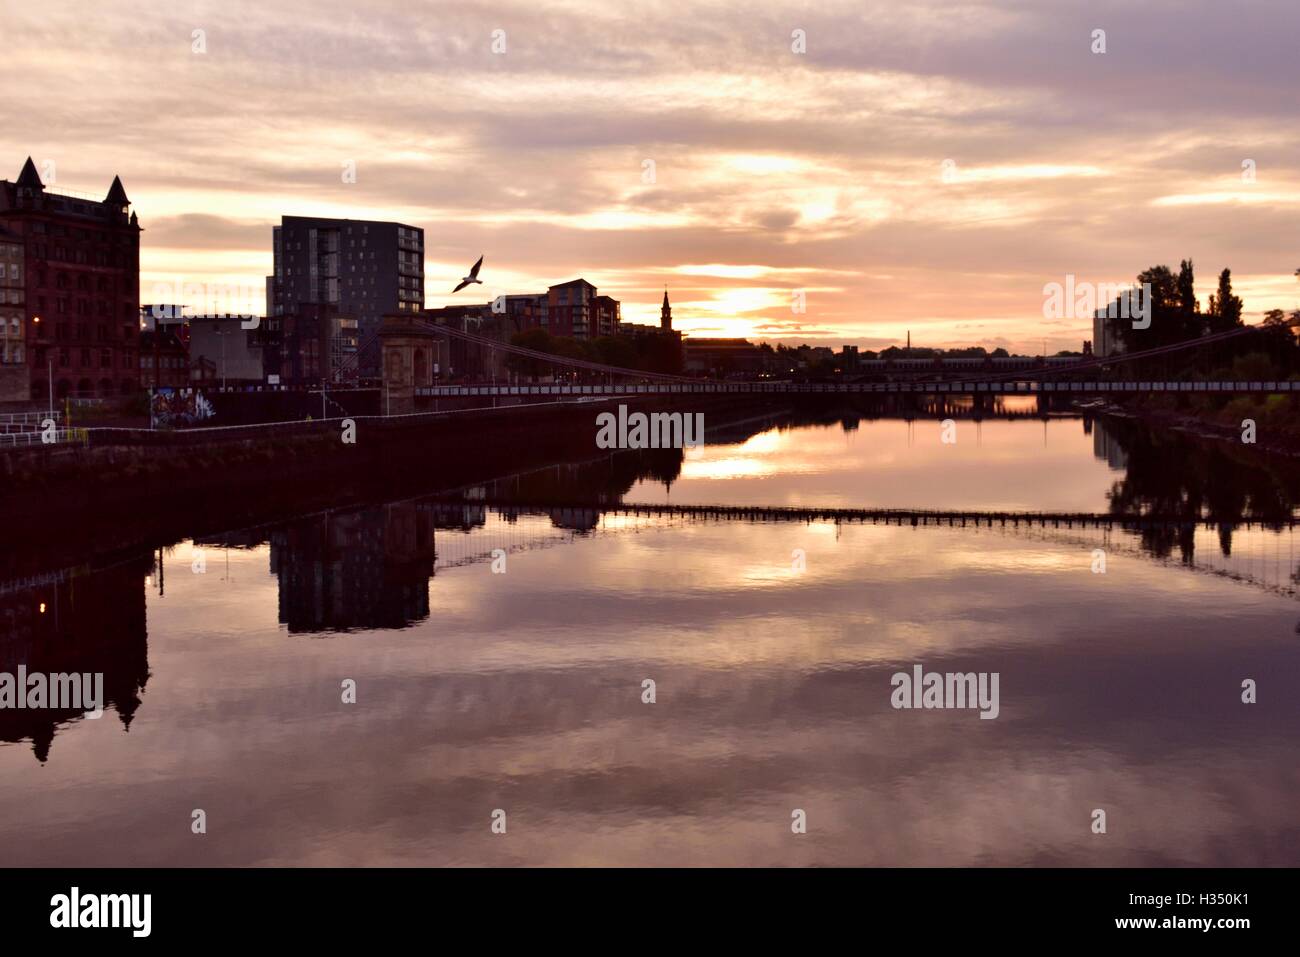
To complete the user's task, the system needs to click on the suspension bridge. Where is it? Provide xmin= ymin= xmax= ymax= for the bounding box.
xmin=360 ymin=309 xmax=1300 ymax=408
xmin=418 ymin=379 xmax=1297 ymax=398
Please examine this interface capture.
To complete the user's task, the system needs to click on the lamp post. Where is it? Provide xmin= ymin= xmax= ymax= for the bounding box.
xmin=32 ymin=316 xmax=52 ymax=417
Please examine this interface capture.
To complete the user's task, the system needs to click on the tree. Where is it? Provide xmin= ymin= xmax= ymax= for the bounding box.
xmin=508 ymin=328 xmax=555 ymax=379
xmin=1259 ymin=308 xmax=1299 ymax=374
xmin=1117 ymin=264 xmax=1180 ymax=352
xmin=1176 ymin=259 xmax=1200 ymax=335
xmin=592 ymin=335 xmax=636 ymax=370
xmin=1206 ymin=268 xmax=1243 ymax=334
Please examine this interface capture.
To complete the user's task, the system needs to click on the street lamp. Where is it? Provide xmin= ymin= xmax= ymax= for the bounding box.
xmin=208 ymin=323 xmax=228 ymax=391
xmin=32 ymin=317 xmax=52 ymax=416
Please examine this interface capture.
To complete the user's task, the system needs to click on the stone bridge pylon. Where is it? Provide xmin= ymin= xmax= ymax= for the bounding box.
xmin=379 ymin=314 xmax=441 ymax=414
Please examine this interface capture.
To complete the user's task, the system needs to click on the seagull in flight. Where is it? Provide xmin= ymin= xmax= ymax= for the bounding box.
xmin=452 ymin=255 xmax=484 ymax=293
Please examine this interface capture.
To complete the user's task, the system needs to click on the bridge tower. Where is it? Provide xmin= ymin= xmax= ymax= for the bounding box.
xmin=379 ymin=314 xmax=440 ymax=414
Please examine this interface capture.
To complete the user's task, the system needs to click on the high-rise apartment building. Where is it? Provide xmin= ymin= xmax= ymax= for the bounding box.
xmin=266 ymin=216 xmax=423 ymax=375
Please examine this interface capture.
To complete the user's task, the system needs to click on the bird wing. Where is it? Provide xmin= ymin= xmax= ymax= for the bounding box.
xmin=452 ymin=279 xmax=471 ymax=293
xmin=468 ymin=255 xmax=484 ymax=279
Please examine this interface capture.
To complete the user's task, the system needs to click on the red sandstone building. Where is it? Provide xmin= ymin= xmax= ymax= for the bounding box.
xmin=137 ymin=328 xmax=190 ymax=389
xmin=0 ymin=157 xmax=142 ymax=400
xmin=0 ymin=226 xmax=26 ymax=401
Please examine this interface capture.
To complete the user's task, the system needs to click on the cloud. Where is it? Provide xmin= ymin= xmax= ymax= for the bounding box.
xmin=3 ymin=0 xmax=1298 ymax=351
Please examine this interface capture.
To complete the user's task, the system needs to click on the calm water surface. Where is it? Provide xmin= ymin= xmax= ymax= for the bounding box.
xmin=3 ymin=408 xmax=1298 ymax=866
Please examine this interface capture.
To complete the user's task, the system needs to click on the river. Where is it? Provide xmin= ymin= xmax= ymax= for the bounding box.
xmin=2 ymin=401 xmax=1297 ymax=866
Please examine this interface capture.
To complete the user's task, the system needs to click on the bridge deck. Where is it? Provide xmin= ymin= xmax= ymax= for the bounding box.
xmin=433 ymin=498 xmax=1298 ymax=529
xmin=419 ymin=380 xmax=1296 ymax=397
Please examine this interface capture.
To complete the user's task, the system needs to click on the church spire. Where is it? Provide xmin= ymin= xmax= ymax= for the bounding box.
xmin=661 ymin=287 xmax=672 ymax=331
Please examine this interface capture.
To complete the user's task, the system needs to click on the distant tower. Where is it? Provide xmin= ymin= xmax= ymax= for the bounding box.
xmin=906 ymin=330 xmax=910 ymax=351
xmin=661 ymin=288 xmax=673 ymax=332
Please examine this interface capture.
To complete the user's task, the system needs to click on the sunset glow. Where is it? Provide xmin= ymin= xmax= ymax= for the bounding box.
xmin=4 ymin=0 xmax=1298 ymax=352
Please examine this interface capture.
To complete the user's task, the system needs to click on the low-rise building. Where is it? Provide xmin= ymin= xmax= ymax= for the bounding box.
xmin=254 ymin=304 xmax=357 ymax=385
xmin=138 ymin=328 xmax=189 ymax=389
xmin=501 ymin=294 xmax=546 ymax=331
xmin=139 ymin=304 xmax=189 ymax=341
xmin=1093 ymin=301 xmax=1135 ymax=358
xmin=683 ymin=337 xmax=765 ymax=377
xmin=189 ymin=314 xmax=265 ymax=386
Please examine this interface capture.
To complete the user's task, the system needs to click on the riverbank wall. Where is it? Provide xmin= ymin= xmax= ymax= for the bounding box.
xmin=0 ymin=395 xmax=784 ymax=577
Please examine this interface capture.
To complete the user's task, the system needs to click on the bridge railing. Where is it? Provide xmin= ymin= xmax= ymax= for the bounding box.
xmin=417 ymin=380 xmax=1299 ymax=396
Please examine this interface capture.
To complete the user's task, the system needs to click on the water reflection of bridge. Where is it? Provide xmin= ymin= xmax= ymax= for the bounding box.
xmin=429 ymin=499 xmax=1300 ymax=600
xmin=437 ymin=499 xmax=1298 ymax=529
xmin=4 ymin=491 xmax=1297 ymax=764
xmin=258 ymin=496 xmax=1300 ymax=606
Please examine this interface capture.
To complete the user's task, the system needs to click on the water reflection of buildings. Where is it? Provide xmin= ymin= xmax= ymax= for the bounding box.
xmin=269 ymin=503 xmax=438 ymax=633
xmin=539 ymin=508 xmax=600 ymax=532
xmin=260 ymin=495 xmax=620 ymax=633
xmin=0 ymin=555 xmax=151 ymax=762
xmin=429 ymin=502 xmax=603 ymax=544
xmin=1090 ymin=413 xmax=1300 ymax=569
xmin=1092 ymin=423 xmax=1128 ymax=470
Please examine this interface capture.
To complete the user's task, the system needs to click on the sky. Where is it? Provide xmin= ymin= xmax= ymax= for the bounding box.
xmin=2 ymin=0 xmax=1299 ymax=353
